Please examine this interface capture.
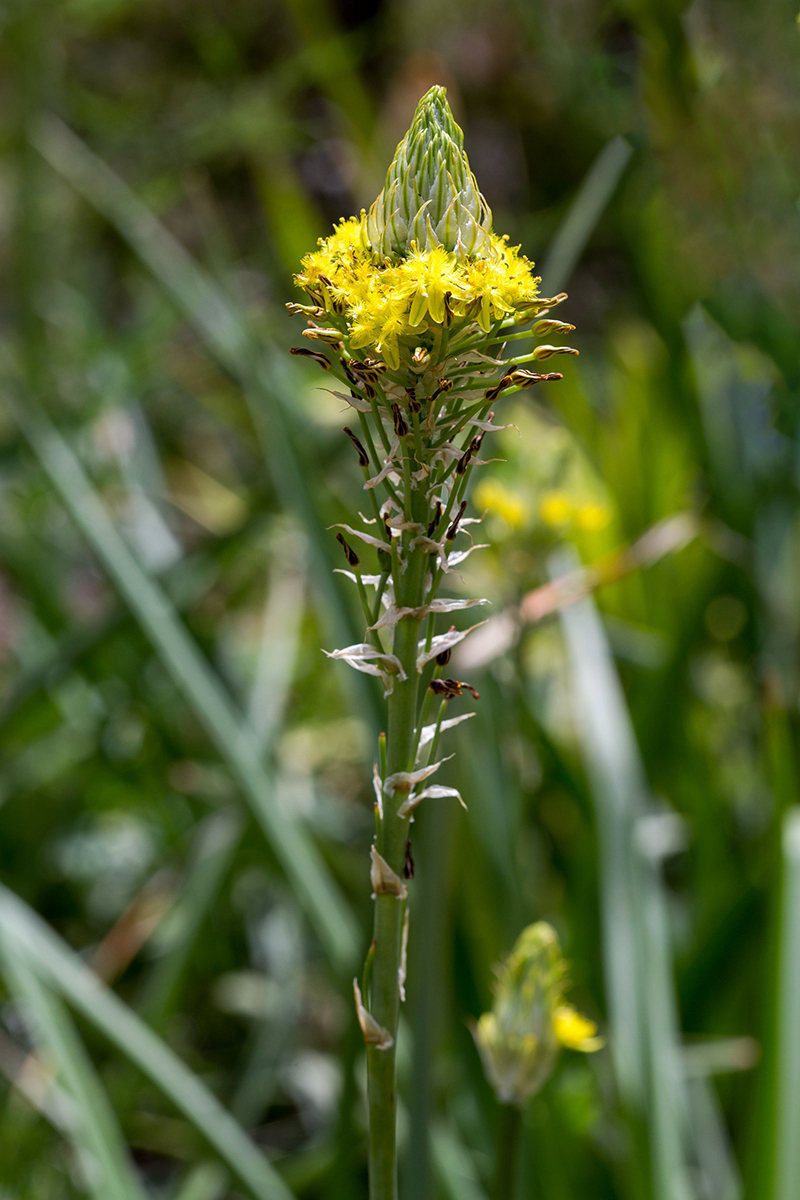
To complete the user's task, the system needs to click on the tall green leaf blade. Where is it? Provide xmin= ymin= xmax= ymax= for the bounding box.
xmin=552 ymin=548 xmax=696 ymax=1200
xmin=32 ymin=113 xmax=379 ymax=734
xmin=773 ymin=808 xmax=800 ymax=1200
xmin=0 ymin=883 xmax=295 ymax=1200
xmin=7 ymin=392 xmax=359 ymax=968
xmin=0 ymin=937 xmax=147 ymax=1200
xmin=540 ymin=135 xmax=633 ymax=294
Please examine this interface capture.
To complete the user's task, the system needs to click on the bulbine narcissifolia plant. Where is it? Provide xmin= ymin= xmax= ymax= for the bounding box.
xmin=289 ymin=86 xmax=579 ymax=1199
xmin=474 ymin=923 xmax=603 ymax=1199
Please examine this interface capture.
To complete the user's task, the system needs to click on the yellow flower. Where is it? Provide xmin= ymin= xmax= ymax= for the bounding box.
xmin=575 ymin=502 xmax=611 ymax=532
xmin=553 ymin=1005 xmax=604 ymax=1052
xmin=539 ymin=490 xmax=574 ymax=526
xmin=289 ymin=89 xmax=575 ymax=375
xmin=292 ymin=220 xmax=546 ymax=372
xmin=473 ymin=922 xmax=603 ymax=1106
xmin=473 ymin=478 xmax=529 ymax=529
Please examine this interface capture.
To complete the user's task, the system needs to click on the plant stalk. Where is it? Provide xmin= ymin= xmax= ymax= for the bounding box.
xmin=491 ymin=1102 xmax=523 ymax=1200
xmin=367 ymin=546 xmax=427 ymax=1200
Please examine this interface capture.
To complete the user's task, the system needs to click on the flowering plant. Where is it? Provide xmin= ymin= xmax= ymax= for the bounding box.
xmin=289 ymin=86 xmax=579 ymax=1200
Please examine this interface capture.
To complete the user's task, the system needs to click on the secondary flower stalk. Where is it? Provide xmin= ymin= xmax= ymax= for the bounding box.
xmin=473 ymin=922 xmax=603 ymax=1200
xmin=289 ymin=86 xmax=578 ymax=1200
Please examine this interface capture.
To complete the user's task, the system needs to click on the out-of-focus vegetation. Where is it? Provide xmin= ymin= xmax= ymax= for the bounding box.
xmin=0 ymin=1 xmax=799 ymax=1197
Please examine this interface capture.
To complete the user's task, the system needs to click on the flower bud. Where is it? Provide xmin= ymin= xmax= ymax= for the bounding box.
xmin=473 ymin=922 xmax=601 ymax=1107
xmin=367 ymin=86 xmax=493 ymax=260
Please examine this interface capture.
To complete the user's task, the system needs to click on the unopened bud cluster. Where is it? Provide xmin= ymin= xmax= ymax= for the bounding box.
xmin=474 ymin=923 xmax=602 ymax=1107
xmin=367 ymin=85 xmax=492 ymax=259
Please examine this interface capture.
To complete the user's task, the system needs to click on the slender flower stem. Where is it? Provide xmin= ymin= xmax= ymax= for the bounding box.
xmin=491 ymin=1102 xmax=523 ymax=1200
xmin=367 ymin=548 xmax=427 ymax=1200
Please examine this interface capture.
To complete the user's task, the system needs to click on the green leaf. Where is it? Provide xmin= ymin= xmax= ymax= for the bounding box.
xmin=0 ymin=937 xmax=147 ymax=1200
xmin=774 ymin=809 xmax=800 ymax=1200
xmin=5 ymin=392 xmax=359 ymax=969
xmin=0 ymin=883 xmax=295 ymax=1200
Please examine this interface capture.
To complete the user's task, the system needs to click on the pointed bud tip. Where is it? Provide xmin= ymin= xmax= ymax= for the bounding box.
xmin=367 ymin=84 xmax=492 ymax=259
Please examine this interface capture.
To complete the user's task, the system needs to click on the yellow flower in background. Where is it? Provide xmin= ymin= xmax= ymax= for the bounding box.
xmin=473 ymin=922 xmax=602 ymax=1107
xmin=474 ymin=478 xmax=529 ymax=529
xmin=539 ymin=490 xmax=612 ymax=532
xmin=575 ymin=502 xmax=611 ymax=532
xmin=539 ymin=490 xmax=574 ymax=526
xmin=553 ymin=1004 xmax=604 ymax=1052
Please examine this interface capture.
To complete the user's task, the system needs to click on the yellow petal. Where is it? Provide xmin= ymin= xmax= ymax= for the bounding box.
xmin=553 ymin=1005 xmax=604 ymax=1052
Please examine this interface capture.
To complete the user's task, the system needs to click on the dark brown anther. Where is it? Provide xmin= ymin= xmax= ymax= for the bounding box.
xmin=344 ymin=427 xmax=370 ymax=468
xmin=404 ymin=840 xmax=415 ymax=879
xmin=392 ymin=404 xmax=409 ymax=438
xmin=427 ymin=502 xmax=443 ymax=537
xmin=430 ymin=678 xmax=480 ymax=701
xmin=290 ymin=347 xmax=332 ymax=371
xmin=443 ymin=292 xmax=454 ymax=327
xmin=468 ymin=430 xmax=485 ymax=455
xmin=435 ymin=646 xmax=452 ymax=666
xmin=336 ymin=532 xmax=360 ymax=567
xmin=456 ymin=450 xmax=472 ymax=475
xmin=446 ymin=500 xmax=468 ymax=540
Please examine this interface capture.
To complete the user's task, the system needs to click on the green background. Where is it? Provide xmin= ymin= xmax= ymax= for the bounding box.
xmin=0 ymin=1 xmax=798 ymax=1197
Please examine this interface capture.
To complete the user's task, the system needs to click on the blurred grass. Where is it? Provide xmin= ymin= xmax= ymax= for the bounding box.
xmin=0 ymin=1 xmax=798 ymax=1198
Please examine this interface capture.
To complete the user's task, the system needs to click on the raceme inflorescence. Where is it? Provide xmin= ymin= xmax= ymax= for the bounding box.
xmin=289 ymin=85 xmax=578 ymax=1200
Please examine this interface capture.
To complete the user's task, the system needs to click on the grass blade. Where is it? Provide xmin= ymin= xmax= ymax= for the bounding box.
xmin=540 ymin=135 xmax=633 ymax=294
xmin=171 ymin=1162 xmax=229 ymax=1200
xmin=33 ymin=113 xmax=379 ymax=730
xmin=431 ymin=1122 xmax=488 ymax=1200
xmin=773 ymin=808 xmax=800 ymax=1200
xmin=552 ymin=548 xmax=696 ymax=1200
xmin=140 ymin=810 xmax=243 ymax=1028
xmin=7 ymin=392 xmax=359 ymax=969
xmin=0 ymin=883 xmax=295 ymax=1200
xmin=0 ymin=938 xmax=147 ymax=1200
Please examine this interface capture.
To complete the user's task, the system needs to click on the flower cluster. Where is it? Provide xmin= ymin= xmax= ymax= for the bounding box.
xmin=474 ymin=922 xmax=603 ymax=1107
xmin=295 ymin=217 xmax=553 ymax=369
xmin=290 ymin=94 xmax=586 ymax=1155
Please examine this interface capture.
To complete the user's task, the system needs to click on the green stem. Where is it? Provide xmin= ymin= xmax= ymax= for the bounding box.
xmin=491 ymin=1102 xmax=523 ymax=1200
xmin=367 ymin=547 xmax=427 ymax=1200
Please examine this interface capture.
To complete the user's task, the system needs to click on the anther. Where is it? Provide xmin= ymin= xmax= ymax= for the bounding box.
xmin=435 ymin=646 xmax=452 ymax=666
